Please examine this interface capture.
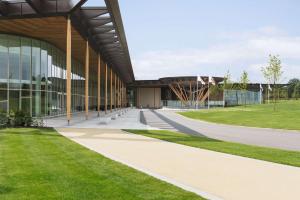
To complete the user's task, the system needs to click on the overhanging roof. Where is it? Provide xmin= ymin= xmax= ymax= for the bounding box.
xmin=129 ymin=76 xmax=225 ymax=87
xmin=0 ymin=0 xmax=134 ymax=83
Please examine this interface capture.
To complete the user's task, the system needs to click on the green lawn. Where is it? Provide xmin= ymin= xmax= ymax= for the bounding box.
xmin=0 ymin=128 xmax=204 ymax=200
xmin=179 ymin=100 xmax=300 ymax=130
xmin=125 ymin=129 xmax=300 ymax=168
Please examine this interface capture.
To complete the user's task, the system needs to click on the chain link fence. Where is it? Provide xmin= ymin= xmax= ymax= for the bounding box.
xmin=224 ymin=90 xmax=261 ymax=106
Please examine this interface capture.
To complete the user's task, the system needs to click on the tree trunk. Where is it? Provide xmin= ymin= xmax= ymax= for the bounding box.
xmin=273 ymin=82 xmax=276 ymax=111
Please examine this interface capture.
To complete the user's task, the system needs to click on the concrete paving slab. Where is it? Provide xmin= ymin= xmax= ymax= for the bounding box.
xmin=57 ymin=128 xmax=300 ymax=200
xmin=45 ymin=108 xmax=156 ymax=130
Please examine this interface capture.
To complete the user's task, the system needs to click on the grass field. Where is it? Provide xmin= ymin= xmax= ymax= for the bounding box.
xmin=179 ymin=100 xmax=300 ymax=130
xmin=125 ymin=129 xmax=300 ymax=167
xmin=0 ymin=128 xmax=204 ymax=200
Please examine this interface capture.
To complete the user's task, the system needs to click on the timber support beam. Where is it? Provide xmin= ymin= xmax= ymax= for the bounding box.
xmin=85 ymin=40 xmax=89 ymax=120
xmin=105 ymin=63 xmax=108 ymax=114
xmin=110 ymin=67 xmax=113 ymax=112
xmin=114 ymin=72 xmax=117 ymax=110
xmin=66 ymin=15 xmax=72 ymax=125
xmin=97 ymin=53 xmax=101 ymax=117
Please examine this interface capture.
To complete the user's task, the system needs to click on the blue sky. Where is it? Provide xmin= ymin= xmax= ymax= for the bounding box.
xmin=87 ymin=0 xmax=300 ymax=82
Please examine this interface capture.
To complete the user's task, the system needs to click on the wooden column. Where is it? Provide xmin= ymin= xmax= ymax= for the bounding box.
xmin=125 ymin=86 xmax=127 ymax=107
xmin=114 ymin=73 xmax=117 ymax=110
xmin=124 ymin=82 xmax=126 ymax=107
xmin=124 ymin=83 xmax=127 ymax=107
xmin=121 ymin=81 xmax=124 ymax=108
xmin=117 ymin=76 xmax=119 ymax=109
xmin=110 ymin=68 xmax=113 ymax=112
xmin=105 ymin=63 xmax=108 ymax=114
xmin=85 ymin=40 xmax=89 ymax=119
xmin=121 ymin=81 xmax=123 ymax=108
xmin=123 ymin=83 xmax=126 ymax=108
xmin=121 ymin=80 xmax=123 ymax=108
xmin=122 ymin=81 xmax=124 ymax=108
xmin=66 ymin=15 xmax=72 ymax=125
xmin=97 ymin=54 xmax=101 ymax=117
xmin=118 ymin=78 xmax=121 ymax=108
xmin=137 ymin=88 xmax=140 ymax=108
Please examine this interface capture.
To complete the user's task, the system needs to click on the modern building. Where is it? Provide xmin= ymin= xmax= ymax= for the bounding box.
xmin=129 ymin=76 xmax=224 ymax=109
xmin=0 ymin=0 xmax=261 ymax=124
xmin=0 ymin=0 xmax=134 ymax=123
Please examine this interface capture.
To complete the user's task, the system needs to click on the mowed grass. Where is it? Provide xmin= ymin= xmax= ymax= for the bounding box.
xmin=125 ymin=129 xmax=300 ymax=168
xmin=179 ymin=100 xmax=300 ymax=130
xmin=0 ymin=128 xmax=204 ymax=200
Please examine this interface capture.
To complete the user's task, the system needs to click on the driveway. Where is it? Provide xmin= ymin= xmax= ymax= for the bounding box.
xmin=141 ymin=110 xmax=300 ymax=151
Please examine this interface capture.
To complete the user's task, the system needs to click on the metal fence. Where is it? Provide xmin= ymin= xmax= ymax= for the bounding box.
xmin=224 ymin=90 xmax=261 ymax=106
xmin=160 ymin=90 xmax=261 ymax=109
xmin=161 ymin=100 xmax=224 ymax=109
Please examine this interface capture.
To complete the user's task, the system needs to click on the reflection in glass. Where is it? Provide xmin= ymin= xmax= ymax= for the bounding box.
xmin=0 ymin=33 xmax=98 ymax=117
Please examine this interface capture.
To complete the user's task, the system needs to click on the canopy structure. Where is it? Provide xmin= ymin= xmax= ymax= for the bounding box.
xmin=130 ymin=76 xmax=224 ymax=107
xmin=0 ymin=0 xmax=134 ymax=83
xmin=130 ymin=76 xmax=224 ymax=87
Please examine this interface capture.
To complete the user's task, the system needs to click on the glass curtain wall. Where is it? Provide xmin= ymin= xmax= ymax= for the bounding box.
xmin=0 ymin=34 xmax=98 ymax=117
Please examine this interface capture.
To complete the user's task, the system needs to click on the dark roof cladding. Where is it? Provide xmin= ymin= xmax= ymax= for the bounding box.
xmin=130 ymin=76 xmax=224 ymax=87
xmin=0 ymin=0 xmax=134 ymax=83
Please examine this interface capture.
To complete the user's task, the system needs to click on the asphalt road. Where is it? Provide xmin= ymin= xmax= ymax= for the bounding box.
xmin=142 ymin=110 xmax=300 ymax=151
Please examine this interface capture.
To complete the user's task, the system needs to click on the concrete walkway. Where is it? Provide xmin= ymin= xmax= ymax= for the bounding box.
xmin=45 ymin=108 xmax=154 ymax=130
xmin=57 ymin=128 xmax=300 ymax=200
xmin=144 ymin=110 xmax=300 ymax=151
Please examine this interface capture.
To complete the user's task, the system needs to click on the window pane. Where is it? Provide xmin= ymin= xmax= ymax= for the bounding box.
xmin=0 ymin=89 xmax=8 ymax=113
xmin=21 ymin=38 xmax=31 ymax=92
xmin=8 ymin=35 xmax=20 ymax=89
xmin=32 ymin=40 xmax=41 ymax=116
xmin=41 ymin=42 xmax=47 ymax=83
xmin=21 ymin=90 xmax=31 ymax=115
xmin=0 ymin=34 xmax=8 ymax=90
xmin=9 ymin=90 xmax=19 ymax=112
xmin=32 ymin=40 xmax=41 ymax=90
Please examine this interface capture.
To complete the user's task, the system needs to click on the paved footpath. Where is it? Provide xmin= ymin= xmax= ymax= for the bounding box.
xmin=57 ymin=128 xmax=300 ymax=200
xmin=149 ymin=110 xmax=300 ymax=151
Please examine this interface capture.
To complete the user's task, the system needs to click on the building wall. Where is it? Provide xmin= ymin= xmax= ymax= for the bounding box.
xmin=0 ymin=33 xmax=101 ymax=117
xmin=137 ymin=87 xmax=161 ymax=108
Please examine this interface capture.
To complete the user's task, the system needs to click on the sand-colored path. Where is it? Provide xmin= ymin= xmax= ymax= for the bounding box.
xmin=57 ymin=128 xmax=300 ymax=200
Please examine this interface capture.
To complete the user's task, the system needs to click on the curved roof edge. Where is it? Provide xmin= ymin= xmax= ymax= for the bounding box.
xmin=105 ymin=0 xmax=135 ymax=83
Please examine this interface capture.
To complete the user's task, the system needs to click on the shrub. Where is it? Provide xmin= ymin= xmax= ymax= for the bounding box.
xmin=9 ymin=110 xmax=33 ymax=127
xmin=0 ymin=112 xmax=8 ymax=127
xmin=32 ymin=118 xmax=44 ymax=127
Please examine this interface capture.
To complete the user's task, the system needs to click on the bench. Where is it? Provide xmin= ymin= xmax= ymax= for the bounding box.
xmin=111 ymin=113 xmax=119 ymax=120
xmin=99 ymin=117 xmax=111 ymax=124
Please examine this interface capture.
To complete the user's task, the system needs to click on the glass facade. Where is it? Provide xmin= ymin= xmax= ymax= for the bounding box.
xmin=0 ymin=34 xmax=99 ymax=117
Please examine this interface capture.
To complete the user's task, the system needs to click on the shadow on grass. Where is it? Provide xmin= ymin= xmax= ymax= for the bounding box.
xmin=0 ymin=185 xmax=14 ymax=194
xmin=126 ymin=130 xmax=222 ymax=144
xmin=0 ymin=127 xmax=62 ymax=137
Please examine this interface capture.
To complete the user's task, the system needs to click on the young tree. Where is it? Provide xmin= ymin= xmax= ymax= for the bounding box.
xmin=223 ymin=70 xmax=233 ymax=90
xmin=261 ymin=55 xmax=283 ymax=111
xmin=239 ymin=70 xmax=249 ymax=106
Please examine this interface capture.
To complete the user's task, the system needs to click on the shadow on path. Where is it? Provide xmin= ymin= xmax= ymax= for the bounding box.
xmin=140 ymin=110 xmax=206 ymax=137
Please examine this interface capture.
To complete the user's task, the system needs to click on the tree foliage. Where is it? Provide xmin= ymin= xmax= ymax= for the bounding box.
xmin=261 ymin=55 xmax=283 ymax=111
xmin=239 ymin=70 xmax=249 ymax=91
xmin=222 ymin=70 xmax=239 ymax=90
xmin=223 ymin=70 xmax=233 ymax=90
xmin=239 ymin=70 xmax=249 ymax=106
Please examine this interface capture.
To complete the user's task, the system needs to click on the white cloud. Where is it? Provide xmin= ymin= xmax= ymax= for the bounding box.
xmin=132 ymin=27 xmax=300 ymax=83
